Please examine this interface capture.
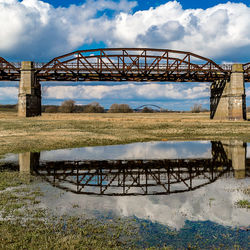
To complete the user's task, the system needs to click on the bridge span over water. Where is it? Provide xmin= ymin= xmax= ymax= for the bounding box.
xmin=0 ymin=48 xmax=249 ymax=120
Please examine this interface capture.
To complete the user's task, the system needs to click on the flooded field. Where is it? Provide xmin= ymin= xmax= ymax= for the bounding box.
xmin=1 ymin=140 xmax=249 ymax=248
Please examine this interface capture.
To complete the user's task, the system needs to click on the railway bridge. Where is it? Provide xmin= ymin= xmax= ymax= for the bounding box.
xmin=0 ymin=48 xmax=249 ymax=120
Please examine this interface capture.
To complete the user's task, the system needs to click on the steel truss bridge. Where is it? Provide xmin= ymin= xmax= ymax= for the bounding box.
xmin=135 ymin=104 xmax=163 ymax=111
xmin=1 ymin=142 xmax=249 ymax=196
xmin=1 ymin=48 xmax=250 ymax=82
xmin=32 ymin=141 xmax=249 ymax=196
xmin=34 ymin=158 xmax=233 ymax=196
xmin=32 ymin=141 xmax=245 ymax=196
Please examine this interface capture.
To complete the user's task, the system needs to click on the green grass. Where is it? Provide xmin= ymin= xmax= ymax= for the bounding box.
xmin=0 ymin=172 xmax=29 ymax=191
xmin=235 ymin=200 xmax=250 ymax=209
xmin=0 ymin=217 xmax=138 ymax=249
xmin=0 ymin=170 xmax=138 ymax=249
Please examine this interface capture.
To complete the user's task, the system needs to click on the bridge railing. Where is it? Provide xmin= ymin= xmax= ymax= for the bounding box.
xmin=1 ymin=62 xmax=233 ymax=72
xmin=35 ymin=62 xmax=232 ymax=72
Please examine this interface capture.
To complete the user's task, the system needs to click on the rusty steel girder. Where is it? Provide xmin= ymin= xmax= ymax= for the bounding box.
xmin=32 ymin=141 xmax=232 ymax=196
xmin=0 ymin=57 xmax=20 ymax=81
xmin=36 ymin=48 xmax=231 ymax=82
xmin=0 ymin=49 xmax=249 ymax=82
xmin=34 ymin=157 xmax=232 ymax=196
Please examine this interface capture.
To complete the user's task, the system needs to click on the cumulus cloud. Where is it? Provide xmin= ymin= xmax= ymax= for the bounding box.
xmin=36 ymin=175 xmax=250 ymax=230
xmin=0 ymin=0 xmax=136 ymax=60
xmin=111 ymin=1 xmax=250 ymax=61
xmin=0 ymin=0 xmax=250 ymax=62
xmin=39 ymin=141 xmax=212 ymax=161
xmin=44 ymin=83 xmax=210 ymax=101
xmin=1 ymin=84 xmax=249 ymax=109
xmin=0 ymin=87 xmax=18 ymax=102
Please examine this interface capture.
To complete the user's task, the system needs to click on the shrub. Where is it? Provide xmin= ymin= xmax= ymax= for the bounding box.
xmin=191 ymin=104 xmax=202 ymax=113
xmin=83 ymin=102 xmax=104 ymax=113
xmin=108 ymin=103 xmax=133 ymax=113
xmin=59 ymin=100 xmax=76 ymax=113
xmin=74 ymin=105 xmax=85 ymax=113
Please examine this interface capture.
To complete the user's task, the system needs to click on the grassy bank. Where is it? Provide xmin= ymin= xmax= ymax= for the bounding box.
xmin=0 ymin=111 xmax=249 ymax=155
xmin=0 ymin=171 xmax=138 ymax=249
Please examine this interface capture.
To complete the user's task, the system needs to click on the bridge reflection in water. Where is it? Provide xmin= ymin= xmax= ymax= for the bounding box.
xmin=16 ymin=141 xmax=248 ymax=196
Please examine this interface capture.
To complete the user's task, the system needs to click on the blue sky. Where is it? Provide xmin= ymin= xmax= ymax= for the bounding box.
xmin=0 ymin=0 xmax=250 ymax=110
xmin=44 ymin=0 xmax=250 ymax=9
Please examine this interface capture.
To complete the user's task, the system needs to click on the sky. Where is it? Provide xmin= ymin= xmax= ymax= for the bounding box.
xmin=0 ymin=0 xmax=250 ymax=110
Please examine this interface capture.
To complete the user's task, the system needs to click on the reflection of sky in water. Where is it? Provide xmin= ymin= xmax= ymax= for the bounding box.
xmin=0 ymin=153 xmax=18 ymax=163
xmin=39 ymin=141 xmax=212 ymax=161
xmin=1 ymin=141 xmax=249 ymax=162
xmin=36 ymin=178 xmax=250 ymax=230
xmin=1 ymin=140 xmax=249 ymax=234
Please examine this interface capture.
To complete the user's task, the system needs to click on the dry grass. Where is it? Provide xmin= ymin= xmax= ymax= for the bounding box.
xmin=0 ymin=111 xmax=249 ymax=155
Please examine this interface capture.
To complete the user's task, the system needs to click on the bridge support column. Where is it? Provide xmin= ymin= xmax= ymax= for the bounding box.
xmin=19 ymin=152 xmax=40 ymax=174
xmin=18 ymin=61 xmax=41 ymax=117
xmin=222 ymin=140 xmax=246 ymax=179
xmin=210 ymin=64 xmax=246 ymax=120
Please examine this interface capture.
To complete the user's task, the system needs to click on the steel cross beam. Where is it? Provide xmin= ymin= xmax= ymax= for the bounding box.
xmin=0 ymin=57 xmax=20 ymax=81
xmin=1 ymin=49 xmax=249 ymax=82
xmin=35 ymin=48 xmax=231 ymax=82
xmin=34 ymin=157 xmax=232 ymax=196
xmin=244 ymin=62 xmax=250 ymax=82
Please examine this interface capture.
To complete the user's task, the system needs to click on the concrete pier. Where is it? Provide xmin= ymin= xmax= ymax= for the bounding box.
xmin=19 ymin=152 xmax=40 ymax=173
xmin=210 ymin=64 xmax=246 ymax=120
xmin=18 ymin=61 xmax=41 ymax=117
xmin=221 ymin=140 xmax=246 ymax=179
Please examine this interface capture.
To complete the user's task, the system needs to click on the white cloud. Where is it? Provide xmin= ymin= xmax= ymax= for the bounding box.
xmin=36 ymin=175 xmax=250 ymax=230
xmin=1 ymin=84 xmax=249 ymax=109
xmin=44 ymin=83 xmax=210 ymax=101
xmin=38 ymin=141 xmax=211 ymax=161
xmin=0 ymin=1 xmax=249 ymax=62
xmin=110 ymin=1 xmax=250 ymax=61
xmin=0 ymin=87 xmax=18 ymax=101
xmin=0 ymin=0 xmax=136 ymax=60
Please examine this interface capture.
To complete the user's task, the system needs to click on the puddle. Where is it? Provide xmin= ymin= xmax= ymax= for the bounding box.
xmin=1 ymin=140 xmax=249 ymax=248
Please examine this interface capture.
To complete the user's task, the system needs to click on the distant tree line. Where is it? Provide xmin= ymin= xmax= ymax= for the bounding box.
xmin=44 ymin=101 xmax=105 ymax=113
xmin=2 ymin=101 xmax=250 ymax=113
xmin=0 ymin=104 xmax=17 ymax=111
xmin=43 ymin=100 xmax=164 ymax=113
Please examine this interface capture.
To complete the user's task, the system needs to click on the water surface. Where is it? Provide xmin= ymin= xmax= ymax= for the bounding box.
xmin=1 ymin=140 xmax=249 ymax=248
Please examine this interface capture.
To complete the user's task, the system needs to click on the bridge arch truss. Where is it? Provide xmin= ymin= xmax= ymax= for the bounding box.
xmin=1 ymin=49 xmax=249 ymax=83
xmin=36 ymin=48 xmax=231 ymax=82
xmin=135 ymin=104 xmax=163 ymax=111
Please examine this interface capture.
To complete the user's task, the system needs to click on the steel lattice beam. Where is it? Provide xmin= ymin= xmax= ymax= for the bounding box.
xmin=244 ymin=62 xmax=250 ymax=82
xmin=1 ymin=49 xmax=249 ymax=82
xmin=33 ymin=157 xmax=233 ymax=196
xmin=0 ymin=57 xmax=20 ymax=81
xmin=35 ymin=48 xmax=231 ymax=82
